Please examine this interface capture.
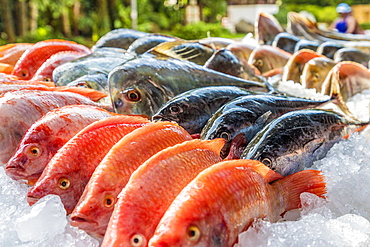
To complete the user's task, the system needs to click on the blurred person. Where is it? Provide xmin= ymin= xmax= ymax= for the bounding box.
xmin=330 ymin=3 xmax=364 ymax=34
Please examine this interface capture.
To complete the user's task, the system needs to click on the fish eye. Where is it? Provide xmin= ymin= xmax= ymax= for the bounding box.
xmin=43 ymin=77 xmax=51 ymax=82
xmin=104 ymin=195 xmax=115 ymax=208
xmin=187 ymin=225 xmax=200 ymax=242
xmin=220 ymin=131 xmax=231 ymax=142
xmin=20 ymin=70 xmax=28 ymax=78
xmin=130 ymin=234 xmax=145 ymax=247
xmin=261 ymin=157 xmax=272 ymax=167
xmin=124 ymin=89 xmax=141 ymax=102
xmin=28 ymin=146 xmax=40 ymax=157
xmin=255 ymin=59 xmax=263 ymax=67
xmin=169 ymin=105 xmax=181 ymax=114
xmin=58 ymin=178 xmax=70 ymax=190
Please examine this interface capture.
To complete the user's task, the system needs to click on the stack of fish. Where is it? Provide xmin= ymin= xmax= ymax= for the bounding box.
xmin=0 ymin=11 xmax=369 ymax=246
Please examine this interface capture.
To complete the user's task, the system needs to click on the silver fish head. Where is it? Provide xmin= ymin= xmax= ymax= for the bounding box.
xmin=109 ymin=66 xmax=172 ymax=116
xmin=152 ymin=96 xmax=210 ymax=135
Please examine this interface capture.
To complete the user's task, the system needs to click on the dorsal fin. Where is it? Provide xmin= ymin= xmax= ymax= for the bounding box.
xmin=78 ymin=115 xmax=149 ymax=135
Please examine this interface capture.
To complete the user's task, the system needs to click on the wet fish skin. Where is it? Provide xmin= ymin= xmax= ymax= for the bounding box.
xmin=127 ymin=34 xmax=178 ymax=55
xmin=101 ymin=138 xmax=225 ymax=247
xmin=226 ymin=42 xmax=256 ymax=64
xmin=0 ymin=89 xmax=107 ymax=165
xmin=272 ymin=32 xmax=301 ymax=54
xmin=31 ymin=51 xmax=86 ymax=82
xmin=5 ymin=105 xmax=114 ymax=185
xmin=148 ymin=160 xmax=326 ymax=247
xmin=334 ymin=47 xmax=370 ymax=68
xmin=294 ymin=39 xmax=320 ymax=53
xmin=0 ymin=43 xmax=33 ymax=66
xmin=12 ymin=39 xmax=92 ymax=80
xmin=26 ymin=115 xmax=150 ymax=214
xmin=204 ymin=48 xmax=265 ymax=82
xmin=201 ymin=95 xmax=332 ymax=158
xmin=152 ymin=86 xmax=253 ymax=134
xmin=316 ymin=41 xmax=344 ymax=60
xmin=70 ymin=121 xmax=193 ymax=238
xmin=53 ymin=48 xmax=135 ymax=86
xmin=92 ymin=28 xmax=147 ymax=51
xmin=109 ymin=57 xmax=269 ymax=117
xmin=301 ymin=57 xmax=336 ymax=92
xmin=241 ymin=109 xmax=368 ymax=176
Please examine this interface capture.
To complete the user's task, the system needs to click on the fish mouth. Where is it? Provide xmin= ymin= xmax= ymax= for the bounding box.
xmin=70 ymin=215 xmax=103 ymax=238
xmin=151 ymin=115 xmax=175 ymax=123
xmin=26 ymin=195 xmax=39 ymax=206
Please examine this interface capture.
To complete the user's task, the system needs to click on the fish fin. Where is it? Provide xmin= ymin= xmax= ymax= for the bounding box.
xmin=78 ymin=115 xmax=150 ymax=135
xmin=38 ymin=39 xmax=77 ymax=44
xmin=255 ymin=111 xmax=273 ymax=126
xmin=230 ymin=159 xmax=284 ymax=182
xmin=272 ymin=169 xmax=326 ymax=211
xmin=38 ymin=86 xmax=107 ymax=102
xmin=329 ymin=80 xmax=359 ymax=121
xmin=303 ymin=138 xmax=324 ymax=154
xmin=225 ymin=133 xmax=247 ymax=160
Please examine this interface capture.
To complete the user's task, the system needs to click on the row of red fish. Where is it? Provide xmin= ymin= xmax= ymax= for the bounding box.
xmin=2 ymin=95 xmax=326 ymax=246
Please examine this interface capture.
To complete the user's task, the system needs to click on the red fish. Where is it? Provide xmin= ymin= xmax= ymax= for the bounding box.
xmin=0 ymin=88 xmax=108 ymax=165
xmin=248 ymin=45 xmax=291 ymax=74
xmin=27 ymin=115 xmax=150 ymax=214
xmin=101 ymin=138 xmax=225 ymax=247
xmin=70 ymin=121 xmax=193 ymax=238
xmin=148 ymin=159 xmax=326 ymax=247
xmin=12 ymin=39 xmax=91 ymax=80
xmin=31 ymin=51 xmax=86 ymax=82
xmin=6 ymin=105 xmax=115 ymax=185
xmin=0 ymin=43 xmax=33 ymax=66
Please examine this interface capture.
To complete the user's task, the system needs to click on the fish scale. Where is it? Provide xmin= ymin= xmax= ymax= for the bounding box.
xmin=27 ymin=115 xmax=149 ymax=214
xmin=148 ymin=160 xmax=326 ymax=247
xmin=101 ymin=138 xmax=225 ymax=247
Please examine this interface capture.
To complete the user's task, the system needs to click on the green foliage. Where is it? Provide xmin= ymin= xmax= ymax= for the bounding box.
xmin=170 ymin=21 xmax=231 ymax=40
xmin=275 ymin=3 xmax=337 ymax=26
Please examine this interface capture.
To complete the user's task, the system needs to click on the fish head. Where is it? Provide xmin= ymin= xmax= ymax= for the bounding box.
xmin=301 ymin=57 xmax=336 ymax=92
xmin=70 ymin=180 xmax=119 ymax=238
xmin=201 ymin=110 xmax=252 ymax=158
xmin=149 ymin=210 xmax=229 ymax=246
xmin=27 ymin=168 xmax=85 ymax=214
xmin=152 ymin=96 xmax=209 ymax=135
xmin=109 ymin=67 xmax=172 ymax=116
xmin=5 ymin=141 xmax=51 ymax=184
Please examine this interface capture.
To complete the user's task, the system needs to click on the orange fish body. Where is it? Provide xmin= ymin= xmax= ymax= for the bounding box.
xmin=6 ymin=105 xmax=115 ymax=185
xmin=27 ymin=115 xmax=149 ymax=214
xmin=31 ymin=51 xmax=86 ymax=82
xmin=70 ymin=121 xmax=193 ymax=238
xmin=0 ymin=43 xmax=33 ymax=66
xmin=101 ymin=138 xmax=225 ymax=247
xmin=12 ymin=39 xmax=91 ymax=80
xmin=0 ymin=89 xmax=108 ymax=165
xmin=149 ymin=159 xmax=326 ymax=247
xmin=0 ymin=62 xmax=14 ymax=74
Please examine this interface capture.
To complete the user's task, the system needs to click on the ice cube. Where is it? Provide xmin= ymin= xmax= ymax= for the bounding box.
xmin=15 ymin=195 xmax=68 ymax=242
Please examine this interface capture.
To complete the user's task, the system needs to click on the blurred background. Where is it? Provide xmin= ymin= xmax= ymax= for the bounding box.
xmin=0 ymin=0 xmax=369 ymax=46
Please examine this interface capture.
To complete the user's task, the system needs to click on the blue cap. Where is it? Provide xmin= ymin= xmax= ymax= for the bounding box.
xmin=336 ymin=3 xmax=351 ymax=13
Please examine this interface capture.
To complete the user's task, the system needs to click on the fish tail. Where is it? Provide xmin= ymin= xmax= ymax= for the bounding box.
xmin=343 ymin=123 xmax=369 ymax=139
xmin=273 ymin=169 xmax=326 ymax=212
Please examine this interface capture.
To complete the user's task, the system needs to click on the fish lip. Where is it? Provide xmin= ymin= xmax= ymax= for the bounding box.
xmin=70 ymin=215 xmax=98 ymax=225
xmin=26 ymin=195 xmax=39 ymax=206
xmin=152 ymin=115 xmax=173 ymax=122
